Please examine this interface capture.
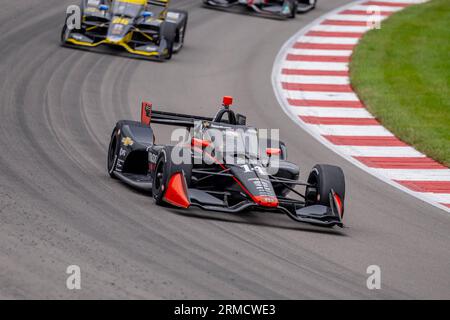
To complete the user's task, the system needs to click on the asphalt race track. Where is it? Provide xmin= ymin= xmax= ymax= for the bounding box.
xmin=0 ymin=0 xmax=449 ymax=299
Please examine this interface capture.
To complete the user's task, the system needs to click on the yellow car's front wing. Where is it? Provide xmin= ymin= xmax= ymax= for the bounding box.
xmin=65 ymin=32 xmax=168 ymax=58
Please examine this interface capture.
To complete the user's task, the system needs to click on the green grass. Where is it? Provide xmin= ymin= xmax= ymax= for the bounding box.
xmin=350 ymin=0 xmax=450 ymax=166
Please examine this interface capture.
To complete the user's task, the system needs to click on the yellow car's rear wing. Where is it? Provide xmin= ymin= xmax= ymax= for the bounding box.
xmin=147 ymin=0 xmax=170 ymax=7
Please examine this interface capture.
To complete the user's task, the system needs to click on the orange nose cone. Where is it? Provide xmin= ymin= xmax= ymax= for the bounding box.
xmin=163 ymin=172 xmax=190 ymax=209
xmin=254 ymin=195 xmax=279 ymax=208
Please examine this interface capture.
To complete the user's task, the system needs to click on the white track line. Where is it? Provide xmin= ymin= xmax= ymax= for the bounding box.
xmin=374 ymin=0 xmax=427 ymax=3
xmin=297 ymin=36 xmax=360 ymax=45
xmin=286 ymin=48 xmax=353 ymax=56
xmin=351 ymin=4 xmax=404 ymax=11
xmin=326 ymin=14 xmax=387 ymax=22
xmin=311 ymin=25 xmax=371 ymax=33
xmin=272 ymin=0 xmax=450 ymax=213
xmin=309 ymin=125 xmax=393 ymax=136
xmin=293 ymin=107 xmax=373 ymax=117
xmin=420 ymin=193 xmax=450 ymax=204
xmin=373 ymin=169 xmax=450 ymax=181
xmin=280 ymin=75 xmax=350 ymax=85
xmin=281 ymin=61 xmax=349 ymax=71
xmin=284 ymin=91 xmax=359 ymax=101
xmin=335 ymin=146 xmax=424 ymax=157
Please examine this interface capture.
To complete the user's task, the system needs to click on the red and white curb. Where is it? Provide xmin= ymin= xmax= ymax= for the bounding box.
xmin=272 ymin=0 xmax=450 ymax=213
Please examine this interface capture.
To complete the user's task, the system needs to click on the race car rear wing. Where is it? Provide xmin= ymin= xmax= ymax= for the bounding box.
xmin=141 ymin=101 xmax=213 ymax=127
xmin=147 ymin=0 xmax=170 ymax=7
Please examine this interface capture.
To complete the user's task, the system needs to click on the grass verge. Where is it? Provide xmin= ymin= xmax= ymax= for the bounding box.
xmin=350 ymin=0 xmax=450 ymax=166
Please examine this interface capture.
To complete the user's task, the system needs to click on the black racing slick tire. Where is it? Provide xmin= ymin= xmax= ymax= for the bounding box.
xmin=161 ymin=22 xmax=177 ymax=60
xmin=170 ymin=10 xmax=188 ymax=53
xmin=152 ymin=147 xmax=172 ymax=205
xmin=60 ymin=24 xmax=70 ymax=45
xmin=107 ymin=128 xmax=120 ymax=179
xmin=166 ymin=41 xmax=174 ymax=60
xmin=61 ymin=3 xmax=85 ymax=45
xmin=285 ymin=0 xmax=297 ymax=19
xmin=296 ymin=0 xmax=317 ymax=13
xmin=306 ymin=164 xmax=345 ymax=207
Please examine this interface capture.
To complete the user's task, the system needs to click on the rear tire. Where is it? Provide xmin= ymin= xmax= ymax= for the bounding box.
xmin=306 ymin=164 xmax=345 ymax=207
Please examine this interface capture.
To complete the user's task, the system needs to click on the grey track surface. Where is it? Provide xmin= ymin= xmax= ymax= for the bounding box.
xmin=0 ymin=0 xmax=449 ymax=299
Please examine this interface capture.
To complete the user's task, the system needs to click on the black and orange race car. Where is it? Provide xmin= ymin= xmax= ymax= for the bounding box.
xmin=61 ymin=0 xmax=187 ymax=60
xmin=202 ymin=0 xmax=317 ymax=19
xmin=107 ymin=97 xmax=346 ymax=228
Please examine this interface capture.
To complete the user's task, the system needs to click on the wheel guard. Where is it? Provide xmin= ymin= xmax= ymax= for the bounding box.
xmin=163 ymin=172 xmax=190 ymax=208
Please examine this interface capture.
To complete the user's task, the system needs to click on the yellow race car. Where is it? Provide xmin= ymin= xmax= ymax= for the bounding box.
xmin=61 ymin=0 xmax=188 ymax=60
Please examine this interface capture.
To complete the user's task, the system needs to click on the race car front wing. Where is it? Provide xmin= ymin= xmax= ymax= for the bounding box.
xmin=64 ymin=31 xmax=171 ymax=59
xmin=188 ymin=186 xmax=344 ymax=228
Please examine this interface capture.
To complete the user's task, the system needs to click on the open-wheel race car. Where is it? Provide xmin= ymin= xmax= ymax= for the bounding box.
xmin=202 ymin=0 xmax=317 ymax=19
xmin=107 ymin=96 xmax=346 ymax=228
xmin=61 ymin=0 xmax=187 ymax=60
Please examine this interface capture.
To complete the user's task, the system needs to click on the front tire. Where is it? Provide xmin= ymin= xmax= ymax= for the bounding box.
xmin=60 ymin=24 xmax=71 ymax=45
xmin=171 ymin=10 xmax=188 ymax=53
xmin=306 ymin=164 xmax=345 ymax=208
xmin=165 ymin=40 xmax=174 ymax=60
xmin=161 ymin=22 xmax=177 ymax=60
xmin=61 ymin=11 xmax=84 ymax=45
xmin=296 ymin=0 xmax=317 ymax=13
xmin=285 ymin=0 xmax=297 ymax=19
xmin=152 ymin=148 xmax=171 ymax=204
xmin=107 ymin=129 xmax=120 ymax=178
